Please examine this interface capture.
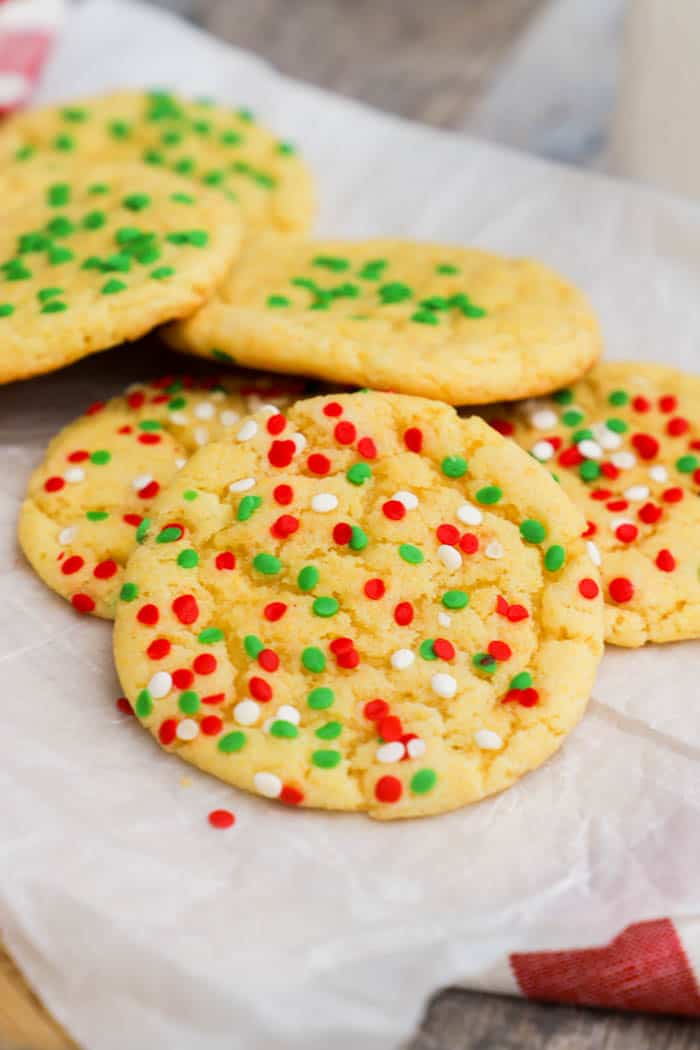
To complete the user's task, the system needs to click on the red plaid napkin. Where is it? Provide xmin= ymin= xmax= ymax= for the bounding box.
xmin=0 ymin=0 xmax=63 ymax=113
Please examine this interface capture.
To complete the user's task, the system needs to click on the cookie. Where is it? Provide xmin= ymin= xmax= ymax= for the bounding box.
xmin=0 ymin=90 xmax=315 ymax=235
xmin=482 ymin=361 xmax=700 ymax=646
xmin=19 ymin=372 xmax=308 ymax=618
xmin=113 ymin=391 xmax=604 ymax=819
xmin=0 ymin=164 xmax=241 ymax=384
xmin=163 ymin=234 xmax=602 ymax=404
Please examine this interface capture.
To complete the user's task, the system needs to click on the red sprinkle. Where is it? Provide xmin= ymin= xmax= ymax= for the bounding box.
xmin=336 ymin=648 xmax=359 ymax=669
xmin=638 ymin=502 xmax=662 ymax=525
xmin=208 ymin=809 xmax=235 ymax=829
xmin=44 ymin=476 xmax=65 ymax=492
xmin=488 ymin=640 xmax=511 ymax=662
xmin=364 ymin=699 xmax=389 ymax=721
xmin=403 ymin=427 xmax=423 ymax=453
xmin=609 ymin=577 xmax=634 ymax=603
xmin=375 ymin=775 xmax=402 ymax=803
xmin=615 ymin=523 xmax=638 ymax=544
xmin=264 ymin=602 xmax=287 ymax=622
xmin=307 ymin=453 xmax=331 ymax=475
xmin=193 ymin=653 xmax=217 ymax=675
xmin=658 ymin=395 xmax=677 ymax=413
xmin=559 ymin=447 xmax=584 ymax=467
xmin=437 ymin=523 xmax=459 ymax=545
xmin=459 ymin=533 xmax=479 ymax=554
xmin=173 ymin=668 xmax=194 ymax=690
xmin=62 ymin=555 xmax=84 ymax=575
xmin=123 ymin=513 xmax=142 ymax=527
xmin=606 ymin=499 xmax=628 ymax=512
xmin=158 ymin=719 xmax=177 ymax=745
xmin=94 ymin=559 xmax=118 ymax=579
xmin=68 ymin=449 xmax=89 ymax=462
xmin=334 ymin=420 xmax=356 ymax=445
xmin=333 ymin=522 xmax=353 ymax=545
xmin=382 ymin=499 xmax=405 ymax=520
xmin=394 ymin=601 xmax=414 ymax=626
xmin=655 ymin=549 xmax=676 ymax=572
xmin=127 ymin=391 xmax=145 ymax=409
xmin=632 ymin=395 xmax=651 ymax=413
xmin=138 ymin=480 xmax=160 ymax=499
xmin=364 ymin=578 xmax=386 ymax=600
xmin=490 ymin=418 xmax=514 ymax=436
xmin=582 ymin=521 xmax=597 ymax=538
xmin=249 ymin=676 xmax=272 ymax=702
xmin=271 ymin=514 xmax=299 ymax=539
xmin=84 ymin=400 xmax=105 ymax=416
xmin=215 ymin=551 xmax=236 ymax=570
xmin=379 ymin=715 xmax=403 ymax=742
xmin=591 ymin=489 xmax=612 ymax=502
xmin=71 ymin=593 xmax=95 ymax=614
xmin=172 ymin=594 xmax=199 ymax=625
xmin=663 ymin=487 xmax=683 ymax=504
xmin=116 ymin=697 xmax=133 ymax=716
xmin=357 ymin=436 xmax=377 ymax=459
xmin=258 ymin=648 xmax=279 ymax=672
xmin=273 ymin=484 xmax=293 ymax=505
xmin=330 ymin=637 xmax=354 ymax=655
xmin=578 ymin=578 xmax=599 ymax=599
xmin=147 ymin=638 xmax=171 ymax=660
xmin=503 ymin=687 xmax=539 ymax=707
xmin=433 ymin=638 xmax=455 ymax=661
xmin=279 ymin=785 xmax=305 ymax=806
xmin=137 ymin=603 xmax=159 ymax=625
xmin=323 ymin=401 xmax=343 ymax=417
xmin=201 ymin=693 xmax=225 ymax=705
xmin=138 ymin=433 xmax=161 ymax=446
xmin=631 ymin=433 xmax=660 ymax=460
xmin=267 ymin=413 xmax=286 ymax=435
xmin=201 ymin=715 xmax=223 ymax=736
xmin=601 ymin=463 xmax=620 ymax=480
xmin=667 ymin=417 xmax=689 ymax=436
xmin=268 ymin=439 xmax=295 ymax=467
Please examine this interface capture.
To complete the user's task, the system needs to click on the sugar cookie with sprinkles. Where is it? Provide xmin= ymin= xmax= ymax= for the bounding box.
xmin=19 ymin=372 xmax=307 ymax=618
xmin=482 ymin=361 xmax=700 ymax=647
xmin=0 ymin=164 xmax=241 ymax=384
xmin=0 ymin=90 xmax=314 ymax=235
xmin=163 ymin=234 xmax=602 ymax=404
xmin=113 ymin=391 xmax=604 ymax=819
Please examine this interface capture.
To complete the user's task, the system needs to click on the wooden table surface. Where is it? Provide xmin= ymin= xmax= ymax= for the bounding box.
xmin=2 ymin=2 xmax=697 ymax=1048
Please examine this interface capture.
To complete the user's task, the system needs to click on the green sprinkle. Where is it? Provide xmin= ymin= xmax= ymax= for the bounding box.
xmin=90 ymin=449 xmax=111 ymax=465
xmin=244 ymin=635 xmax=263 ymax=659
xmin=312 ymin=749 xmax=341 ymax=769
xmin=156 ymin=526 xmax=182 ymax=545
xmin=441 ymin=455 xmax=467 ymax=478
xmin=520 ymin=519 xmax=547 ymax=544
xmin=308 ymin=687 xmax=334 ymax=710
xmin=40 ymin=301 xmax=67 ymax=314
xmin=579 ymin=460 xmax=601 ymax=482
xmin=267 ymin=294 xmax=290 ymax=307
xmin=178 ymin=691 xmax=200 ymax=715
xmin=410 ymin=768 xmax=437 ymax=794
xmin=411 ymin=309 xmax=440 ymax=325
xmin=174 ymin=158 xmax=195 ymax=175
xmin=48 ymin=245 xmax=74 ymax=265
xmin=198 ymin=627 xmax=224 ymax=644
xmin=510 ymin=671 xmax=533 ymax=690
xmin=108 ymin=120 xmax=131 ymax=140
xmin=399 ymin=543 xmax=423 ymax=565
xmin=346 ymin=462 xmax=372 ymax=485
xmin=4 ymin=260 xmax=32 ymax=281
xmin=119 ymin=582 xmax=138 ymax=602
xmin=237 ymin=494 xmax=262 ymax=521
xmin=313 ymin=596 xmax=339 ymax=617
xmin=101 ymin=278 xmax=127 ymax=295
xmin=297 ymin=565 xmax=319 ymax=591
xmin=212 ymin=349 xmax=236 ymax=364
xmin=88 ymin=183 xmax=109 ymax=195
xmin=419 ymin=639 xmax=437 ymax=661
xmin=608 ymin=389 xmax=629 ymax=406
xmin=138 ymin=419 xmax=162 ymax=431
xmin=442 ymin=589 xmax=469 ymax=609
xmin=349 ymin=526 xmax=368 ymax=551
xmin=237 ymin=107 xmax=254 ymax=123
xmin=553 ymin=388 xmax=574 ymax=405
xmin=562 ymin=409 xmax=584 ymax=427
xmin=177 ymin=549 xmax=199 ymax=569
xmin=46 ymin=216 xmax=74 ymax=237
xmin=136 ymin=518 xmax=151 ymax=543
xmin=313 ymin=255 xmax=349 ymax=272
xmin=83 ymin=211 xmax=106 ymax=230
xmin=18 ymin=232 xmax=48 ymax=253
xmin=472 ymin=652 xmax=496 ymax=674
xmin=221 ymin=129 xmax=242 ymax=145
xmin=151 ymin=267 xmax=175 ymax=280
xmin=572 ymin=428 xmax=594 ymax=444
xmin=123 ymin=193 xmax=151 ymax=212
xmin=379 ymin=281 xmax=412 ymax=304
xmin=135 ymin=690 xmax=152 ymax=718
xmin=476 ymin=485 xmax=502 ymax=505
xmin=544 ymin=545 xmax=566 ymax=572
xmin=0 ymin=304 xmax=14 ymax=318
xmin=315 ymin=721 xmax=342 ymax=740
xmin=143 ymin=148 xmax=164 ymax=166
xmin=420 ymin=296 xmax=449 ymax=312
xmin=436 ymin=263 xmax=459 ymax=275
xmin=15 ymin=145 xmax=35 ymax=161
xmin=47 ymin=183 xmax=70 ymax=207
xmin=676 ymin=454 xmax=698 ymax=473
xmin=86 ymin=511 xmax=109 ymax=521
xmin=605 ymin=417 xmax=628 ymax=434
xmin=61 ymin=107 xmax=87 ymax=123
xmin=171 ymin=191 xmax=194 ymax=204
xmin=115 ymin=226 xmax=143 ymax=245
xmin=53 ymin=134 xmax=75 ymax=152
xmin=166 ymin=229 xmax=209 ymax=247
xmin=302 ymin=647 xmax=326 ymax=673
xmin=218 ymin=731 xmax=246 ymax=753
xmin=270 ymin=719 xmax=298 ymax=739
xmin=103 ymin=252 xmax=131 ymax=273
xmin=358 ymin=259 xmax=387 ymax=280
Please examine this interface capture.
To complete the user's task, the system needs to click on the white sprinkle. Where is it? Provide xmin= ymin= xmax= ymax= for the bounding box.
xmin=438 ymin=611 xmax=452 ymax=628
xmin=649 ymin=465 xmax=668 ymax=483
xmin=290 ymin=432 xmax=307 ymax=454
xmin=194 ymin=401 xmax=214 ymax=420
xmin=611 ymin=451 xmax=636 ymax=470
xmin=392 ymin=490 xmax=418 ymax=511
xmin=531 ymin=440 xmax=554 ymax=462
xmin=147 ymin=671 xmax=172 ymax=699
xmin=578 ymin=439 xmax=602 ymax=460
xmin=169 ymin=412 xmax=188 ymax=426
xmin=592 ymin=423 xmax=622 ymax=451
xmin=220 ymin=409 xmax=240 ymax=427
xmin=276 ymin=704 xmax=301 ymax=726
xmin=254 ymin=771 xmax=283 ymax=798
xmin=391 ymin=648 xmax=414 ymax=670
xmin=229 ymin=477 xmax=256 ymax=493
xmin=530 ymin=408 xmax=557 ymax=430
xmin=234 ymin=699 xmax=260 ymax=726
xmin=194 ymin=426 xmax=209 ymax=447
xmin=457 ymin=501 xmax=483 ymax=525
xmin=176 ymin=719 xmax=199 ymax=741
xmin=58 ymin=526 xmax=76 ymax=545
xmin=236 ymin=419 xmax=258 ymax=442
xmin=407 ymin=737 xmax=426 ymax=759
xmin=125 ymin=383 xmax=141 ymax=394
xmin=259 ymin=403 xmax=279 ymax=416
xmin=438 ymin=544 xmax=463 ymax=572
xmin=311 ymin=493 xmax=338 ymax=513
xmin=132 ymin=472 xmax=152 ymax=491
xmin=431 ymin=673 xmax=457 ymax=698
xmin=376 ymin=741 xmax=405 ymax=763
xmin=485 ymin=540 xmax=503 ymax=559
xmin=624 ymin=485 xmax=649 ymax=502
xmin=175 ymin=457 xmax=187 ymax=470
xmin=474 ymin=729 xmax=503 ymax=750
xmin=211 ymin=389 xmax=225 ymax=400
xmin=587 ymin=540 xmax=602 ymax=567
xmin=64 ymin=467 xmax=85 ymax=484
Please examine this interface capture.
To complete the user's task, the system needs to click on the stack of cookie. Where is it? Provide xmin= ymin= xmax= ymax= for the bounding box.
xmin=4 ymin=90 xmax=698 ymax=820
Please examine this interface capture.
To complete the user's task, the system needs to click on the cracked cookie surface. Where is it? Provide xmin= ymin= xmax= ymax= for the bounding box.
xmin=113 ymin=391 xmax=604 ymax=819
xmin=19 ymin=372 xmax=307 ymax=618
xmin=481 ymin=361 xmax=700 ymax=646
xmin=164 ymin=234 xmax=602 ymax=404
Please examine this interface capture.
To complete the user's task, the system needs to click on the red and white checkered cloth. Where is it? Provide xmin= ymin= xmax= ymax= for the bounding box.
xmin=0 ymin=0 xmax=63 ymax=113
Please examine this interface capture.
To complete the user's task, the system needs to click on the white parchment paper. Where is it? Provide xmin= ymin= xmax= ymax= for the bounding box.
xmin=1 ymin=3 xmax=699 ymax=1047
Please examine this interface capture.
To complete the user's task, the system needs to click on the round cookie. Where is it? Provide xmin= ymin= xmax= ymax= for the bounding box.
xmin=482 ymin=361 xmax=700 ymax=646
xmin=0 ymin=90 xmax=315 ymax=235
xmin=19 ymin=372 xmax=308 ymax=618
xmin=0 ymin=164 xmax=241 ymax=384
xmin=163 ymin=234 xmax=602 ymax=404
xmin=113 ymin=391 xmax=604 ymax=819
